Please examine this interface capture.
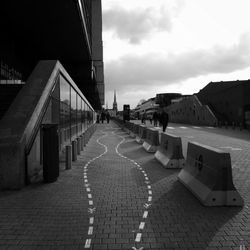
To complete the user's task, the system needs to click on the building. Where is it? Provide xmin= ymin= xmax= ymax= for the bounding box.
xmin=0 ymin=0 xmax=104 ymax=189
xmin=155 ymin=93 xmax=182 ymax=107
xmin=166 ymin=95 xmax=218 ymax=126
xmin=135 ymin=98 xmax=159 ymax=119
xmin=197 ymin=80 xmax=250 ymax=128
xmin=113 ymin=90 xmax=118 ymax=113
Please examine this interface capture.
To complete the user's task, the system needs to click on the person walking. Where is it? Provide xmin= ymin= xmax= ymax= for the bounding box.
xmin=101 ymin=110 xmax=106 ymax=123
xmin=160 ymin=108 xmax=169 ymax=132
xmin=141 ymin=112 xmax=147 ymax=124
xmin=106 ymin=111 xmax=110 ymax=123
xmin=153 ymin=111 xmax=158 ymax=127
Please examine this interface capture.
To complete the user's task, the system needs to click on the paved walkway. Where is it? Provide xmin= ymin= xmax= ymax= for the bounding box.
xmin=0 ymin=121 xmax=250 ymax=249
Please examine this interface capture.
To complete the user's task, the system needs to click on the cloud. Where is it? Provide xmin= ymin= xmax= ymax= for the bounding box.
xmin=105 ymin=33 xmax=250 ymax=91
xmin=103 ymin=6 xmax=172 ymax=44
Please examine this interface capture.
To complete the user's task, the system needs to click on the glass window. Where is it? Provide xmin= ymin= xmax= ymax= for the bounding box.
xmin=77 ymin=94 xmax=82 ymax=136
xmin=60 ymin=76 xmax=71 ymax=146
xmin=81 ymin=99 xmax=85 ymax=132
xmin=71 ymin=88 xmax=77 ymax=139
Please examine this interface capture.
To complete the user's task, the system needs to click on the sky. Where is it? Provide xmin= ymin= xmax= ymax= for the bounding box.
xmin=102 ymin=0 xmax=250 ymax=110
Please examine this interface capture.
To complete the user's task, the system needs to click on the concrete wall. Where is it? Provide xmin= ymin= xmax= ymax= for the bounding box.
xmin=167 ymin=95 xmax=218 ymax=126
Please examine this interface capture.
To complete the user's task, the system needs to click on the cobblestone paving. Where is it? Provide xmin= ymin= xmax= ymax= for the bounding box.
xmin=0 ymin=121 xmax=250 ymax=249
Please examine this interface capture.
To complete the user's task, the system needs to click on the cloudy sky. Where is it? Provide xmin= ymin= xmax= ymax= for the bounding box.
xmin=102 ymin=0 xmax=250 ymax=110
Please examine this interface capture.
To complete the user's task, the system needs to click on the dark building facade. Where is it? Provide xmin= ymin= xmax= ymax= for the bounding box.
xmin=197 ymin=80 xmax=250 ymax=128
xmin=155 ymin=93 xmax=182 ymax=107
xmin=0 ymin=0 xmax=104 ymax=109
xmin=0 ymin=0 xmax=104 ymax=189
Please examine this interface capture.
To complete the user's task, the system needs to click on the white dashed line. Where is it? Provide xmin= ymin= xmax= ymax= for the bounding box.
xmin=88 ymin=226 xmax=93 ymax=235
xmin=135 ymin=233 xmax=142 ymax=242
xmin=139 ymin=222 xmax=145 ymax=230
xmin=89 ymin=217 xmax=94 ymax=225
xmin=114 ymin=128 xmax=153 ymax=249
xmin=143 ymin=211 xmax=148 ymax=219
xmin=82 ymin=131 xmax=109 ymax=250
xmin=84 ymin=239 xmax=91 ymax=248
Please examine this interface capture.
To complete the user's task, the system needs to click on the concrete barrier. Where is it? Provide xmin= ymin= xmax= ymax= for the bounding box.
xmin=132 ymin=124 xmax=139 ymax=138
xmin=136 ymin=125 xmax=147 ymax=144
xmin=142 ymin=128 xmax=159 ymax=153
xmin=128 ymin=123 xmax=136 ymax=138
xmin=124 ymin=121 xmax=133 ymax=135
xmin=178 ymin=141 xmax=244 ymax=206
xmin=155 ymin=133 xmax=185 ymax=168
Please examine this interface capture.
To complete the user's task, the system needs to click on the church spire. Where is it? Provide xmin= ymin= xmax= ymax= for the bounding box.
xmin=113 ymin=90 xmax=117 ymax=111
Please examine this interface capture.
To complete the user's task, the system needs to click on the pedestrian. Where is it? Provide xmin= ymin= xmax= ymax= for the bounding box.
xmin=149 ymin=114 xmax=153 ymax=125
xmin=106 ymin=111 xmax=110 ymax=123
xmin=153 ymin=111 xmax=158 ymax=127
xmin=97 ymin=112 xmax=100 ymax=123
xmin=141 ymin=112 xmax=147 ymax=124
xmin=101 ymin=110 xmax=106 ymax=123
xmin=160 ymin=108 xmax=169 ymax=132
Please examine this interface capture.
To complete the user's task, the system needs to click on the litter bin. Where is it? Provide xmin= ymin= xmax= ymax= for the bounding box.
xmin=42 ymin=124 xmax=59 ymax=183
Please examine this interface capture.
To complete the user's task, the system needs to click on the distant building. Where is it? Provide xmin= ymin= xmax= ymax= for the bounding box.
xmin=113 ymin=90 xmax=118 ymax=112
xmin=155 ymin=93 xmax=182 ymax=108
xmin=135 ymin=97 xmax=159 ymax=119
xmin=197 ymin=80 xmax=250 ymax=128
xmin=167 ymin=95 xmax=218 ymax=126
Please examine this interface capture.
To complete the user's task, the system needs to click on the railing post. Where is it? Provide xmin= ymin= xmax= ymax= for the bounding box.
xmin=65 ymin=145 xmax=72 ymax=170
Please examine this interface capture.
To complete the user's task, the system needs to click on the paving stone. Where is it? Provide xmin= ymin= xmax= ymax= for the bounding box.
xmin=0 ymin=122 xmax=250 ymax=249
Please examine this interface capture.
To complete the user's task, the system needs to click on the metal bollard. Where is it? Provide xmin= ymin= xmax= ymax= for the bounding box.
xmin=66 ymin=145 xmax=72 ymax=170
xmin=72 ymin=140 xmax=77 ymax=161
xmin=77 ymin=137 xmax=81 ymax=155
xmin=80 ymin=135 xmax=84 ymax=151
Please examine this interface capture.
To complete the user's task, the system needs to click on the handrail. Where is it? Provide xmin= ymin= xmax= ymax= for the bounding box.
xmin=24 ymin=73 xmax=60 ymax=155
xmin=0 ymin=59 xmax=95 ymax=151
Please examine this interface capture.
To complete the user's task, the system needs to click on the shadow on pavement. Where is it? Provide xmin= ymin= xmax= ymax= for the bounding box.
xmin=147 ymin=180 xmax=244 ymax=248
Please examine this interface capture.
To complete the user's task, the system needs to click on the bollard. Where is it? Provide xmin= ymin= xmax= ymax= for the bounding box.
xmin=142 ymin=128 xmax=159 ymax=153
xmin=178 ymin=141 xmax=244 ymax=206
xmin=72 ymin=140 xmax=77 ymax=161
xmin=65 ymin=145 xmax=72 ymax=169
xmin=77 ymin=137 xmax=81 ymax=155
xmin=155 ymin=133 xmax=185 ymax=169
xmin=82 ymin=132 xmax=86 ymax=147
xmin=80 ymin=135 xmax=84 ymax=151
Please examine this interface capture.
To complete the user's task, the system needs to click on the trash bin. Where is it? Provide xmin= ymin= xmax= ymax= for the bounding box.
xmin=42 ymin=124 xmax=59 ymax=183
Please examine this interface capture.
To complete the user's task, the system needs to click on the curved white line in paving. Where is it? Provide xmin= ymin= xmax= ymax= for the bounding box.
xmin=113 ymin=130 xmax=152 ymax=250
xmin=84 ymin=130 xmax=108 ymax=249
